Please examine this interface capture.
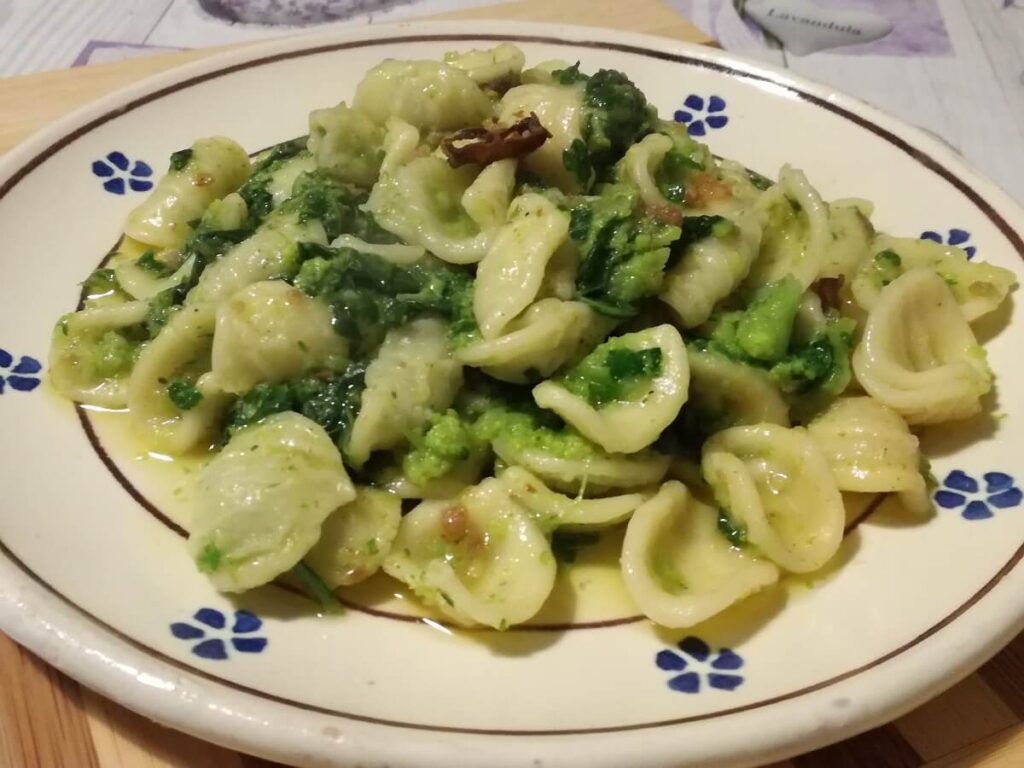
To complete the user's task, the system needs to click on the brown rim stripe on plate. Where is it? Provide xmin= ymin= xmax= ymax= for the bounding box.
xmin=1 ymin=32 xmax=1022 ymax=736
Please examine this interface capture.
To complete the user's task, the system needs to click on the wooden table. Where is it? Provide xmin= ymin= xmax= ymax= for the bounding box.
xmin=0 ymin=1 xmax=1020 ymax=765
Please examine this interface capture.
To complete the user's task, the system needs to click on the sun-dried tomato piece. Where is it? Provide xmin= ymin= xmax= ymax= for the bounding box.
xmin=442 ymin=113 xmax=551 ymax=168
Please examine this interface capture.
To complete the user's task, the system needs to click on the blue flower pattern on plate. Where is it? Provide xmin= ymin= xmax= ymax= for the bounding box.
xmin=170 ymin=608 xmax=267 ymax=660
xmin=673 ymin=95 xmax=728 ymax=137
xmin=920 ymin=228 xmax=976 ymax=259
xmin=656 ymin=636 xmax=743 ymax=693
xmin=934 ymin=470 xmax=1021 ymax=520
xmin=91 ymin=151 xmax=154 ymax=195
xmin=0 ymin=348 xmax=42 ymax=395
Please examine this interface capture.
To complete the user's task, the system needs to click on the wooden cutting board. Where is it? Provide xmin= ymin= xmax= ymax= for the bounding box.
xmin=0 ymin=1 xmax=1020 ymax=765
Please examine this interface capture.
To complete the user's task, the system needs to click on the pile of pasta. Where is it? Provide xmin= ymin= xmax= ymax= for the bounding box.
xmin=49 ymin=44 xmax=1017 ymax=630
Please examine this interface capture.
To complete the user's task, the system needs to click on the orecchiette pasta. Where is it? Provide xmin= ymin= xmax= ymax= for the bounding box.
xmin=443 ymin=43 xmax=526 ymax=87
xmin=352 ymin=59 xmax=493 ymax=131
xmin=188 ymin=412 xmax=356 ymax=592
xmin=305 ymin=487 xmax=402 ymax=588
xmin=620 ymin=481 xmax=780 ymax=628
xmin=210 ymin=281 xmax=348 ymax=394
xmin=499 ymin=466 xmax=651 ymax=532
xmin=455 ymin=299 xmax=614 ymax=383
xmin=683 ymin=344 xmax=790 ymax=433
xmin=819 ymin=199 xmax=875 ymax=280
xmin=124 ymin=137 xmax=250 ymax=249
xmin=744 ymin=165 xmax=831 ymax=291
xmin=852 ymin=234 xmax=1016 ymax=322
xmin=473 ymin=193 xmax=570 ymax=340
xmin=660 ymin=210 xmax=763 ymax=328
xmin=346 ymin=319 xmax=463 ymax=466
xmin=806 ymin=397 xmax=930 ymax=514
xmin=307 ymin=102 xmax=384 ymax=188
xmin=852 ymin=269 xmax=992 ymax=425
xmin=382 ymin=479 xmax=556 ymax=629
xmin=533 ymin=325 xmax=689 ymax=454
xmin=461 ymin=158 xmax=517 ymax=231
xmin=702 ymin=424 xmax=845 ymax=573
xmin=365 ymin=157 xmax=495 ymax=264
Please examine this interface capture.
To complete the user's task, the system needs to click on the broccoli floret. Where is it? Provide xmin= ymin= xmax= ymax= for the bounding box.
xmin=472 ymin=402 xmax=596 ymax=460
xmin=167 ymin=379 xmax=203 ymax=411
xmin=293 ymin=242 xmax=473 ymax=356
xmin=402 ymin=410 xmax=477 ymax=486
xmin=222 ymin=362 xmax=368 ymax=447
xmin=570 ymin=184 xmax=681 ymax=316
xmin=447 ymin=276 xmax=480 ymax=349
xmin=734 ymin=276 xmax=802 ymax=363
xmin=866 ymin=249 xmax=903 ymax=288
xmin=559 ymin=338 xmax=663 ymax=408
xmin=282 ymin=170 xmax=388 ymax=242
xmin=583 ymin=69 xmax=657 ymax=172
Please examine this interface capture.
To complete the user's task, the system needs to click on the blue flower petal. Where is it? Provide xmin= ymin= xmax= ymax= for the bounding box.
xmin=706 ymin=115 xmax=729 ymax=130
xmin=963 ymin=500 xmax=993 ymax=520
xmin=129 ymin=178 xmax=154 ymax=193
xmin=107 ymin=151 xmax=130 ymax=171
xmin=984 ymin=472 xmax=1014 ymax=492
xmin=194 ymin=607 xmax=226 ymax=629
xmin=708 ymin=673 xmax=744 ymax=691
xmin=656 ymin=650 xmax=688 ymax=671
xmin=678 ymin=636 xmax=710 ymax=662
xmin=948 ymin=228 xmax=970 ymax=246
xmin=232 ymin=637 xmax=268 ymax=654
xmin=11 ymin=356 xmax=41 ymax=375
xmin=684 ymin=94 xmax=704 ymax=111
xmin=674 ymin=109 xmax=693 ymax=124
xmin=687 ymin=120 xmax=706 ymax=137
xmin=7 ymin=376 xmax=40 ymax=392
xmin=667 ymin=671 xmax=701 ymax=693
xmin=103 ymin=178 xmax=126 ymax=195
xmin=91 ymin=160 xmax=114 ymax=178
xmin=192 ymin=638 xmax=228 ymax=660
xmin=934 ymin=490 xmax=966 ymax=509
xmin=707 ymin=95 xmax=726 ymax=113
xmin=988 ymin=488 xmax=1022 ymax=509
xmin=232 ymin=610 xmax=262 ymax=634
xmin=131 ymin=160 xmax=153 ymax=178
xmin=0 ymin=348 xmax=12 ymax=368
xmin=920 ymin=230 xmax=942 ymax=243
xmin=944 ymin=470 xmax=978 ymax=494
xmin=965 ymin=246 xmax=977 ymax=259
xmin=710 ymin=648 xmax=743 ymax=670
xmin=170 ymin=622 xmax=204 ymax=640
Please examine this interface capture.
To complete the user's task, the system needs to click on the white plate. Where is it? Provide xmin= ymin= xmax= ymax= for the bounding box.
xmin=1 ymin=21 xmax=1022 ymax=768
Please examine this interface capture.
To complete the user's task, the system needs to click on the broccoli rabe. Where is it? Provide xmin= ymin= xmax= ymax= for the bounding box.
xmin=569 ymin=183 xmax=681 ymax=316
xmin=651 ymin=122 xmax=705 ymax=204
xmin=770 ymin=316 xmax=855 ymax=401
xmin=222 ymin=362 xmax=368 ymax=447
xmin=168 ymin=148 xmax=193 ymax=172
xmin=135 ymin=250 xmax=174 ymax=277
xmin=552 ymin=64 xmax=657 ymax=186
xmin=293 ymin=242 xmax=473 ymax=355
xmin=167 ymin=379 xmax=203 ymax=411
xmin=402 ymin=410 xmax=478 ymax=486
xmin=559 ymin=340 xmax=663 ymax=408
xmin=237 ymin=137 xmax=308 ymax=223
xmin=81 ymin=268 xmax=124 ymax=302
xmin=281 ymin=170 xmax=391 ymax=242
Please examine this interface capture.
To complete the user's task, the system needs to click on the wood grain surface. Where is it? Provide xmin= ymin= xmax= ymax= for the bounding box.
xmin=0 ymin=0 xmax=1020 ymax=765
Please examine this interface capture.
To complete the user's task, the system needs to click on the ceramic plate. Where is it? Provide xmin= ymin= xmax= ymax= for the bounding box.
xmin=1 ymin=21 xmax=1022 ymax=768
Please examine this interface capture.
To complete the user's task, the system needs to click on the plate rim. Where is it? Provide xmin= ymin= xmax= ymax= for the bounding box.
xmin=1 ymin=19 xmax=1023 ymax=768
